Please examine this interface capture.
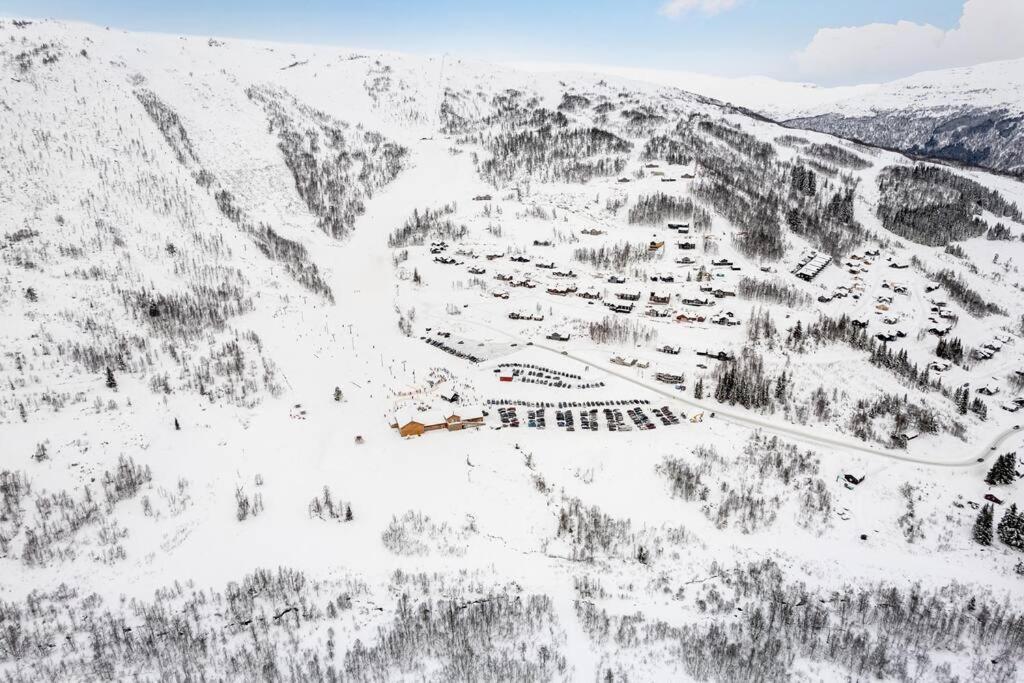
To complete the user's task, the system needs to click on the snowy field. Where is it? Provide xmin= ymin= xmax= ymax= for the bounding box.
xmin=1 ymin=18 xmax=1024 ymax=681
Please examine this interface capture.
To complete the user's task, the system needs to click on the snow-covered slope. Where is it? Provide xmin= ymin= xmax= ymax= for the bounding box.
xmin=780 ymin=58 xmax=1024 ymax=176
xmin=2 ymin=17 xmax=1024 ymax=682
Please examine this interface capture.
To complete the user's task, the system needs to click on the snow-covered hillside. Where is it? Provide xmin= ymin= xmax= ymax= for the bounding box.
xmin=779 ymin=58 xmax=1024 ymax=177
xmin=3 ymin=17 xmax=1024 ymax=681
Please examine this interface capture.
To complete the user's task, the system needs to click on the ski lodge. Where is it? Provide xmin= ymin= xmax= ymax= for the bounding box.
xmin=391 ymin=407 xmax=485 ymax=437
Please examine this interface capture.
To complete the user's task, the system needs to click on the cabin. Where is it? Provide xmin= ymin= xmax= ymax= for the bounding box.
xmin=649 ymin=292 xmax=671 ymax=305
xmin=677 ymin=242 xmax=697 ymax=250
xmin=697 ymin=350 xmax=735 ymax=361
xmin=391 ymin=409 xmax=446 ymax=437
xmin=533 ymin=240 xmax=553 ymax=247
xmin=608 ymin=303 xmax=634 ymax=314
xmin=648 ymin=241 xmax=665 ymax=251
xmin=510 ymin=255 xmax=530 ymax=263
xmin=617 ymin=291 xmax=641 ymax=302
xmin=978 ymin=383 xmax=1001 ymax=396
xmin=473 ymin=194 xmax=493 ymax=201
xmin=581 ymin=228 xmax=605 ymax=235
xmin=553 ymin=270 xmax=577 ymax=278
xmin=659 ymin=345 xmax=681 ymax=355
xmin=536 ymin=262 xmax=556 ymax=269
xmin=656 ymin=372 xmax=686 ymax=384
xmin=608 ymin=275 xmax=626 ymax=284
xmin=794 ymin=253 xmax=832 ymax=281
xmin=646 ymin=308 xmax=671 ymax=318
xmin=469 ymin=266 xmax=486 ymax=275
xmin=578 ymin=290 xmax=602 ymax=300
xmin=495 ymin=273 xmax=513 ymax=281
xmin=680 ymin=297 xmax=714 ymax=307
xmin=676 ymin=257 xmax=695 ymax=265
xmin=676 ymin=313 xmax=706 ymax=323
xmin=667 ymin=223 xmax=689 ymax=230
xmin=712 ymin=289 xmax=736 ymax=299
xmin=546 ymin=332 xmax=571 ymax=342
xmin=711 ymin=258 xmax=733 ymax=267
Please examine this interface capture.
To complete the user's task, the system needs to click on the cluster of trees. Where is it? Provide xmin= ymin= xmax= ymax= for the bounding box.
xmin=786 ymin=164 xmax=866 ymax=258
xmin=579 ymin=557 xmax=1024 ymax=681
xmin=627 ymin=192 xmax=711 ymax=229
xmin=138 ymin=89 xmax=334 ymax=300
xmin=953 ymin=383 xmax=989 ymax=419
xmin=805 ymin=142 xmax=871 ymax=170
xmin=849 ymin=393 xmax=942 ymax=446
xmin=573 ymin=241 xmax=655 ymax=270
xmin=388 ymin=204 xmax=466 ymax=247
xmin=381 ymin=509 xmax=472 ymax=557
xmin=737 ymin=277 xmax=811 ymax=308
xmin=936 ymin=336 xmax=965 ymax=365
xmin=587 ymin=316 xmax=657 ymax=345
xmin=877 ymin=164 xmax=1022 ymax=246
xmin=986 ymin=452 xmax=1018 ymax=486
xmin=246 ymin=85 xmax=407 ymax=239
xmin=480 ymin=123 xmax=631 ymax=186
xmin=930 ymin=268 xmax=1006 ymax=317
xmin=308 ymin=486 xmax=353 ymax=522
xmin=659 ymin=435 xmax=830 ymax=533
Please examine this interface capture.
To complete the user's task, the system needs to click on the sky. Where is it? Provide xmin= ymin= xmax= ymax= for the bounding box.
xmin=4 ymin=0 xmax=1023 ymax=85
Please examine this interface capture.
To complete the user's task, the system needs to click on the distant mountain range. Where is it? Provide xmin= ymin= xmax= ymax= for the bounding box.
xmin=520 ymin=58 xmax=1024 ymax=177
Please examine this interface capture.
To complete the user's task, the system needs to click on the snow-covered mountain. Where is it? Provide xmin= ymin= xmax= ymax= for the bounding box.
xmin=779 ymin=58 xmax=1024 ymax=177
xmin=2 ymin=17 xmax=1024 ymax=681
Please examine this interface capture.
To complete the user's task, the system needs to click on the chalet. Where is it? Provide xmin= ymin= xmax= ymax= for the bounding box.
xmin=658 ymin=345 xmax=681 ymax=355
xmin=512 ymin=280 xmax=537 ymax=289
xmin=578 ymin=290 xmax=602 ymax=300
xmin=656 ymin=372 xmax=686 ymax=384
xmin=794 ymin=253 xmax=832 ymax=281
xmin=533 ymin=240 xmax=553 ymax=247
xmin=581 ymin=228 xmax=605 ymax=235
xmin=546 ymin=286 xmax=573 ymax=296
xmin=553 ymin=270 xmax=577 ymax=278
xmin=818 ymin=295 xmax=833 ymax=303
xmin=510 ymin=255 xmax=530 ymax=263
xmin=649 ymin=292 xmax=671 ymax=305
xmin=865 ymin=249 xmax=880 ymax=257
xmin=468 ymin=266 xmax=486 ymax=275
xmin=697 ymin=350 xmax=734 ymax=361
xmin=876 ymin=332 xmax=897 ymax=342
xmin=676 ymin=313 xmax=706 ymax=323
xmin=617 ymin=291 xmax=641 ymax=302
xmin=536 ymin=262 xmax=556 ymax=269
xmin=657 ymin=274 xmax=675 ymax=283
xmin=676 ymin=257 xmax=695 ymax=265
xmin=925 ymin=282 xmax=942 ymax=293
xmin=492 ymin=291 xmax=509 ymax=299
xmin=644 ymin=163 xmax=659 ymax=168
xmin=978 ymin=383 xmax=1000 ymax=396
xmin=473 ymin=194 xmax=493 ymax=201
xmin=711 ymin=258 xmax=733 ymax=267
xmin=608 ymin=302 xmax=635 ymax=314
xmin=648 ymin=241 xmax=665 ymax=251
xmin=486 ymin=252 xmax=505 ymax=260
xmin=927 ymin=325 xmax=951 ymax=337
xmin=712 ymin=289 xmax=736 ymax=299
xmin=646 ymin=308 xmax=671 ymax=318
xmin=661 ymin=178 xmax=677 ymax=183
xmin=608 ymin=275 xmax=626 ymax=284
xmin=677 ymin=241 xmax=697 ymax=250
xmin=667 ymin=223 xmax=689 ymax=230
xmin=895 ymin=431 xmax=920 ymax=443
xmin=889 ymin=262 xmax=909 ymax=270
xmin=974 ymin=348 xmax=994 ymax=360
xmin=495 ymin=273 xmax=513 ymax=281
xmin=928 ymin=360 xmax=951 ymax=372
xmin=546 ymin=332 xmax=571 ymax=342
xmin=434 ymin=256 xmax=460 ymax=265
xmin=711 ymin=315 xmax=741 ymax=327
xmin=617 ymin=177 xmax=631 ymax=183
xmin=680 ymin=297 xmax=714 ymax=307
xmin=391 ymin=406 xmax=486 ymax=438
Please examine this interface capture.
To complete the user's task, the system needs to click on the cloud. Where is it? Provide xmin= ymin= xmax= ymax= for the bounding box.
xmin=659 ymin=0 xmax=739 ymax=19
xmin=793 ymin=0 xmax=1024 ymax=84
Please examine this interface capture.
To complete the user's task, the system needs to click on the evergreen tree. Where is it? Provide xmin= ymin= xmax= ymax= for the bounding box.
xmin=997 ymin=504 xmax=1024 ymax=551
xmin=334 ymin=386 xmax=344 ymax=402
xmin=344 ymin=504 xmax=353 ymax=522
xmin=985 ymin=452 xmax=1017 ymax=486
xmin=957 ymin=385 xmax=969 ymax=415
xmin=973 ymin=504 xmax=993 ymax=546
xmin=174 ymin=417 xmax=181 ymax=431
xmin=694 ymin=377 xmax=704 ymax=400
xmin=105 ymin=367 xmax=117 ymax=389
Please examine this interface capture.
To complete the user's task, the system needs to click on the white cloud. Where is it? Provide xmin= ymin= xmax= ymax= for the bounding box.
xmin=793 ymin=0 xmax=1024 ymax=84
xmin=659 ymin=0 xmax=739 ymax=19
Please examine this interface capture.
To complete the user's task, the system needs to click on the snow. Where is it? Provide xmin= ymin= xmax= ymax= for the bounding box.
xmin=2 ymin=16 xmax=1024 ymax=680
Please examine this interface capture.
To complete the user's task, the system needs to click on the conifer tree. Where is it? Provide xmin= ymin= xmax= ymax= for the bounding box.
xmin=997 ymin=504 xmax=1024 ymax=551
xmin=985 ymin=452 xmax=1017 ymax=486
xmin=973 ymin=503 xmax=993 ymax=546
xmin=105 ymin=367 xmax=117 ymax=389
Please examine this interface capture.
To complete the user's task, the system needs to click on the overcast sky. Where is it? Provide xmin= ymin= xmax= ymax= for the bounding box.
xmin=6 ymin=0 xmax=1023 ymax=85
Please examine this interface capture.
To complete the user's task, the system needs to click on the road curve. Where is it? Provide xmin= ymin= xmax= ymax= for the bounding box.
xmin=533 ymin=342 xmax=1020 ymax=469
